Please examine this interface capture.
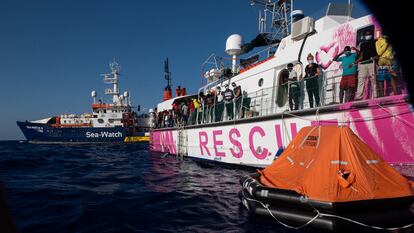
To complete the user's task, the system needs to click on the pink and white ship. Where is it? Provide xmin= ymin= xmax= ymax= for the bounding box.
xmin=149 ymin=1 xmax=414 ymax=172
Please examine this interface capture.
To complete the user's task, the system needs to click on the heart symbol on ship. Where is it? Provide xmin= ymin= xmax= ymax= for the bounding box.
xmin=315 ymin=42 xmax=339 ymax=69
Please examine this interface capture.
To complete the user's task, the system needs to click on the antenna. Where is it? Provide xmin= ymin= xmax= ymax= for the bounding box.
xmin=250 ymin=0 xmax=292 ymax=41
xmin=164 ymin=58 xmax=171 ymax=87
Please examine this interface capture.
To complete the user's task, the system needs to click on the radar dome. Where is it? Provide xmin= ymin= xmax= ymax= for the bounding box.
xmin=225 ymin=34 xmax=243 ymax=56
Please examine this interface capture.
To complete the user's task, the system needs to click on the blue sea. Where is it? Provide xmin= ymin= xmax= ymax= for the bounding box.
xmin=0 ymin=141 xmax=412 ymax=233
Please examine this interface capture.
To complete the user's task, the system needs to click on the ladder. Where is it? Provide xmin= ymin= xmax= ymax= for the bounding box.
xmin=176 ymin=123 xmax=187 ymax=159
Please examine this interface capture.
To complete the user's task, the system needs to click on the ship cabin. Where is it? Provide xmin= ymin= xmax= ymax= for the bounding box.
xmin=153 ymin=2 xmax=406 ymax=129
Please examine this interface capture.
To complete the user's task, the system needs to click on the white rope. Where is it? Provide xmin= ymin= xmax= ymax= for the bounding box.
xmin=318 ymin=212 xmax=414 ymax=231
xmin=282 ymin=109 xmax=414 ymax=125
xmin=242 ymin=189 xmax=414 ymax=231
xmin=241 ymin=190 xmax=320 ymax=229
xmin=377 ymin=103 xmax=414 ymax=128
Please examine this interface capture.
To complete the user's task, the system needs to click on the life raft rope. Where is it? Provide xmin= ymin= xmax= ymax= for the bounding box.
xmin=241 ymin=188 xmax=414 ymax=231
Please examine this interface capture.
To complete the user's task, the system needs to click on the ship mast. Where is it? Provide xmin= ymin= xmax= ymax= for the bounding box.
xmin=251 ymin=0 xmax=293 ymax=41
xmin=101 ymin=60 xmax=128 ymax=106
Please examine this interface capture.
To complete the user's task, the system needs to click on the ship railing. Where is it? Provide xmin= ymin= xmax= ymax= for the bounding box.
xmin=153 ymin=63 xmax=405 ymax=128
xmin=185 ymin=64 xmax=406 ymax=126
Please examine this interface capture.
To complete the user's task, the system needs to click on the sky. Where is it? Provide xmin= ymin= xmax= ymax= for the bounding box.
xmin=0 ymin=0 xmax=369 ymax=140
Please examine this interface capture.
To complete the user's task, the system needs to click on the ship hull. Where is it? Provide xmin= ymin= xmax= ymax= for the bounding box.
xmin=150 ymin=95 xmax=414 ymax=168
xmin=17 ymin=121 xmax=126 ymax=143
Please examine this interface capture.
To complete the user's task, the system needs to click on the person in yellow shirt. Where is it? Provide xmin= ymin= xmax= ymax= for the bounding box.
xmin=376 ymin=33 xmax=394 ymax=97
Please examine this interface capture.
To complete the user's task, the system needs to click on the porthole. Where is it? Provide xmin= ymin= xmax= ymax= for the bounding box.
xmin=258 ymin=78 xmax=264 ymax=87
xmin=98 ymin=119 xmax=104 ymax=124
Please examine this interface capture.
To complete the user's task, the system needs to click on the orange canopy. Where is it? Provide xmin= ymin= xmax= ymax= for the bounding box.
xmin=259 ymin=126 xmax=414 ymax=202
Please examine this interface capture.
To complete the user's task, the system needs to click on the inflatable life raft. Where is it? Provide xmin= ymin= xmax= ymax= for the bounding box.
xmin=240 ymin=126 xmax=414 ymax=232
xmin=240 ymin=173 xmax=414 ymax=232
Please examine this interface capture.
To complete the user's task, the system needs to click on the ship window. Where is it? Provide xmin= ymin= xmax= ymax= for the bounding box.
xmin=98 ymin=119 xmax=104 ymax=124
xmin=108 ymin=119 xmax=114 ymax=123
xmin=356 ymin=25 xmax=374 ymax=47
xmin=103 ymin=110 xmax=107 ymax=113
xmin=63 ymin=120 xmax=66 ymax=123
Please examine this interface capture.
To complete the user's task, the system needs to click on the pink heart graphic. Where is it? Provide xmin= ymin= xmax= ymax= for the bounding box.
xmin=315 ymin=42 xmax=339 ymax=69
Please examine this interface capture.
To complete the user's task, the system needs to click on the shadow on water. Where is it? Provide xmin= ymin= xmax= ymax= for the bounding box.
xmin=0 ymin=141 xmax=412 ymax=233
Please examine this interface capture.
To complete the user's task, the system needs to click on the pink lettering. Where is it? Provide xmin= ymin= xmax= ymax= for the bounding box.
xmin=249 ymin=126 xmax=269 ymax=160
xmin=199 ymin=131 xmax=211 ymax=156
xmin=229 ymin=128 xmax=243 ymax=158
xmin=212 ymin=130 xmax=226 ymax=157
xmin=290 ymin=123 xmax=298 ymax=138
xmin=275 ymin=125 xmax=283 ymax=149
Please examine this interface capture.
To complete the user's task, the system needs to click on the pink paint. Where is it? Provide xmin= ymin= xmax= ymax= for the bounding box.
xmin=199 ymin=131 xmax=211 ymax=156
xmin=212 ymin=130 xmax=226 ymax=157
xmin=290 ymin=123 xmax=298 ymax=138
xmin=333 ymin=24 xmax=356 ymax=51
xmin=315 ymin=42 xmax=339 ymax=69
xmin=347 ymin=104 xmax=414 ymax=163
xmin=249 ymin=126 xmax=269 ymax=160
xmin=275 ymin=125 xmax=283 ymax=148
xmin=163 ymin=131 xmax=176 ymax=154
xmin=311 ymin=119 xmax=338 ymax=126
xmin=229 ymin=128 xmax=243 ymax=158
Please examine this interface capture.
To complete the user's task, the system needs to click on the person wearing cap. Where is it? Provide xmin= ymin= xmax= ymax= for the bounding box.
xmin=304 ymin=53 xmax=321 ymax=108
xmin=333 ymin=46 xmax=359 ymax=103
xmin=222 ymin=84 xmax=235 ymax=120
xmin=355 ymin=30 xmax=378 ymax=99
xmin=287 ymin=63 xmax=300 ymax=110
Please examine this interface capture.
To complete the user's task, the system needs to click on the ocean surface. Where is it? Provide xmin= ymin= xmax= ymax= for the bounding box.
xmin=0 ymin=141 xmax=412 ymax=233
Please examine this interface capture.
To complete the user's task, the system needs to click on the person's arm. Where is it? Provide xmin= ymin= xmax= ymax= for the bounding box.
xmin=333 ymin=50 xmax=344 ymax=61
xmin=315 ymin=66 xmax=321 ymax=77
xmin=355 ymin=51 xmax=363 ymax=64
xmin=351 ymin=46 xmax=360 ymax=53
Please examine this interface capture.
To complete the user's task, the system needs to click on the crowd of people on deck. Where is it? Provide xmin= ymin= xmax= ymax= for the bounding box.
xmin=153 ymin=82 xmax=249 ymax=128
xmin=284 ymin=30 xmax=403 ymax=111
xmin=153 ymin=30 xmax=404 ymax=127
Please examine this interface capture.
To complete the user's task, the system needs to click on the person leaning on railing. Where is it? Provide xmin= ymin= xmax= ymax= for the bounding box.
xmin=304 ymin=53 xmax=321 ymax=108
xmin=333 ymin=46 xmax=359 ymax=103
xmin=355 ymin=30 xmax=378 ymax=100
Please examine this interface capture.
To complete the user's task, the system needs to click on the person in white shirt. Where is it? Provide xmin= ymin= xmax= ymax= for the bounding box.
xmin=287 ymin=63 xmax=300 ymax=110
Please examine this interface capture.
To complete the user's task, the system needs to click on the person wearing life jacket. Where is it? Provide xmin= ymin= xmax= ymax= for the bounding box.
xmin=376 ymin=33 xmax=394 ymax=97
xmin=304 ymin=53 xmax=321 ymax=108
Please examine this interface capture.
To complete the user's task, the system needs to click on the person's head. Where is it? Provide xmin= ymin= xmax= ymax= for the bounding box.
xmin=178 ymin=85 xmax=181 ymax=89
xmin=364 ymin=30 xmax=373 ymax=41
xmin=344 ymin=46 xmax=351 ymax=56
xmin=231 ymin=82 xmax=236 ymax=88
xmin=307 ymin=53 xmax=314 ymax=64
xmin=287 ymin=63 xmax=294 ymax=71
xmin=216 ymin=86 xmax=221 ymax=92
